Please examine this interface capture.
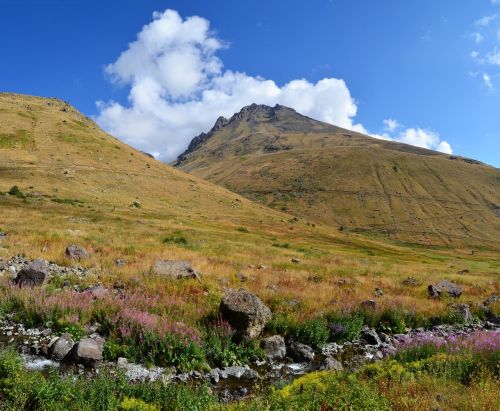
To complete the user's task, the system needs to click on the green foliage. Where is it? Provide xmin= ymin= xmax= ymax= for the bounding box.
xmin=236 ymin=226 xmax=249 ymax=233
xmin=269 ymin=371 xmax=391 ymax=411
xmin=51 ymin=197 xmax=85 ymax=207
xmin=0 ymin=349 xmax=215 ymax=410
xmin=162 ymin=236 xmax=189 ymax=247
xmin=204 ymin=328 xmax=263 ymax=368
xmin=8 ymin=185 xmax=26 ymax=199
xmin=122 ymin=332 xmax=206 ymax=372
xmin=272 ymin=242 xmax=290 ymax=249
xmin=325 ymin=312 xmax=364 ymax=342
xmin=120 ymin=397 xmax=159 ymax=411
xmin=267 ymin=314 xmax=330 ymax=349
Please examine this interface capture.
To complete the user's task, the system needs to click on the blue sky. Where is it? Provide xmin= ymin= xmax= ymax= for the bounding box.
xmin=1 ymin=0 xmax=499 ymax=166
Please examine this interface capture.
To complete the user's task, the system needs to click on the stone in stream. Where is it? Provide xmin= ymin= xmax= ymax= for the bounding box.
xmin=14 ymin=259 xmax=49 ymax=287
xmin=219 ymin=289 xmax=272 ymax=340
xmin=71 ymin=336 xmax=104 ymax=367
xmin=261 ymin=335 xmax=286 ymax=361
xmin=287 ymin=342 xmax=315 ymax=362
xmin=428 ymin=280 xmax=462 ymax=298
xmin=152 ymin=260 xmax=201 ymax=281
xmin=48 ymin=333 xmax=74 ymax=361
xmin=319 ymin=356 xmax=343 ymax=371
xmin=65 ymin=245 xmax=90 ymax=260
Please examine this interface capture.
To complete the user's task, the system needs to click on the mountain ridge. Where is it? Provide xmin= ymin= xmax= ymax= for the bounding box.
xmin=175 ymin=103 xmax=500 ymax=248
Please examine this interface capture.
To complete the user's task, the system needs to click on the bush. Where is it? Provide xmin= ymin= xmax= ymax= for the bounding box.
xmin=325 ymin=312 xmax=364 ymax=342
xmin=236 ymin=227 xmax=249 ymax=233
xmin=204 ymin=319 xmax=263 ymax=367
xmin=162 ymin=236 xmax=189 ymax=247
xmin=8 ymin=185 xmax=26 ymax=199
xmin=267 ymin=314 xmax=330 ymax=349
xmin=269 ymin=371 xmax=391 ymax=411
xmin=0 ymin=349 xmax=215 ymax=410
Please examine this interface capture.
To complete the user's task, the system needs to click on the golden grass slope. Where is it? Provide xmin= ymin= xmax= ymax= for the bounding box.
xmin=175 ymin=104 xmax=500 ymax=249
xmin=0 ymin=93 xmax=498 ymax=327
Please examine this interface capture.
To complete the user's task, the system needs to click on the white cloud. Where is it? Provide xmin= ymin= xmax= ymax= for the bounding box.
xmin=474 ymin=14 xmax=497 ymax=27
xmin=483 ymin=73 xmax=493 ymax=89
xmin=383 ymin=119 xmax=400 ymax=132
xmin=492 ymin=0 xmax=500 ymax=5
xmin=96 ymin=9 xmax=451 ymax=161
xmin=372 ymin=124 xmax=452 ymax=154
xmin=485 ymin=47 xmax=500 ymax=65
xmin=470 ymin=32 xmax=484 ymax=43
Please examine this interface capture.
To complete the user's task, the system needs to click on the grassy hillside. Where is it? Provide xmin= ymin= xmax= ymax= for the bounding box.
xmin=175 ymin=104 xmax=500 ymax=249
xmin=0 ymin=93 xmax=498 ymax=351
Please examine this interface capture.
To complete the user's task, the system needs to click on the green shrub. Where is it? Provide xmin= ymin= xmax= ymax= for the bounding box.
xmin=162 ymin=236 xmax=189 ymax=247
xmin=236 ymin=227 xmax=249 ymax=233
xmin=269 ymin=371 xmax=391 ymax=411
xmin=267 ymin=314 xmax=330 ymax=349
xmin=325 ymin=312 xmax=364 ymax=342
xmin=8 ymin=185 xmax=26 ymax=199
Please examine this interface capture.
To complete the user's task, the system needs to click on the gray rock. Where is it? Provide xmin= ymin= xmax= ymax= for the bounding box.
xmin=291 ymin=258 xmax=301 ymax=263
xmin=209 ymin=368 xmax=220 ymax=383
xmin=219 ymin=289 xmax=272 ymax=340
xmin=484 ymin=294 xmax=499 ymax=306
xmin=428 ymin=280 xmax=462 ymax=298
xmin=224 ymin=366 xmax=259 ymax=380
xmin=374 ymin=288 xmax=384 ymax=297
xmin=65 ymin=245 xmax=89 ymax=260
xmin=72 ymin=336 xmax=104 ymax=366
xmin=319 ymin=356 xmax=343 ymax=371
xmin=360 ymin=327 xmax=382 ymax=346
xmin=288 ymin=342 xmax=315 ymax=362
xmin=48 ymin=333 xmax=74 ymax=361
xmin=117 ymin=357 xmax=128 ymax=369
xmin=115 ymin=259 xmax=126 ymax=267
xmin=14 ymin=259 xmax=49 ymax=287
xmin=261 ymin=335 xmax=286 ymax=361
xmin=152 ymin=260 xmax=200 ymax=281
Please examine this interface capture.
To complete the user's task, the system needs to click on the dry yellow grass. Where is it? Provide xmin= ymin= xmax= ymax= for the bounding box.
xmin=0 ymin=93 xmax=499 ymax=325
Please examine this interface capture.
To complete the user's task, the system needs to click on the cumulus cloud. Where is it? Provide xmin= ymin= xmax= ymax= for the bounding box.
xmin=371 ymin=125 xmax=452 ymax=154
xmin=475 ymin=14 xmax=497 ymax=27
xmin=96 ymin=9 xmax=452 ymax=160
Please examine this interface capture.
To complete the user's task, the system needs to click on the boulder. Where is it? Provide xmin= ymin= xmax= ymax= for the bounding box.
xmin=374 ymin=288 xmax=384 ymax=297
xmin=65 ymin=245 xmax=89 ymax=260
xmin=14 ymin=259 xmax=49 ymax=287
xmin=451 ymin=303 xmax=473 ymax=323
xmin=261 ymin=335 xmax=286 ymax=361
xmin=72 ymin=336 xmax=104 ymax=367
xmin=319 ymin=356 xmax=343 ymax=371
xmin=48 ymin=333 xmax=74 ymax=361
xmin=219 ymin=289 xmax=272 ymax=340
xmin=360 ymin=327 xmax=382 ymax=346
xmin=152 ymin=260 xmax=200 ymax=281
xmin=428 ymin=280 xmax=462 ymax=298
xmin=287 ymin=342 xmax=315 ymax=362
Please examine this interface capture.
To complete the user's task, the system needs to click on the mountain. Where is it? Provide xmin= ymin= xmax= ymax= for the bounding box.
xmin=0 ymin=93 xmax=292 ymax=238
xmin=175 ymin=104 xmax=500 ymax=248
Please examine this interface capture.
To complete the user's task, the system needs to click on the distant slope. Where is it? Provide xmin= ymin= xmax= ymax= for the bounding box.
xmin=175 ymin=104 xmax=500 ymax=248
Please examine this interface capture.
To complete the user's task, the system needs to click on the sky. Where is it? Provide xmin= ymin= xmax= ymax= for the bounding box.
xmin=1 ymin=0 xmax=499 ymax=166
